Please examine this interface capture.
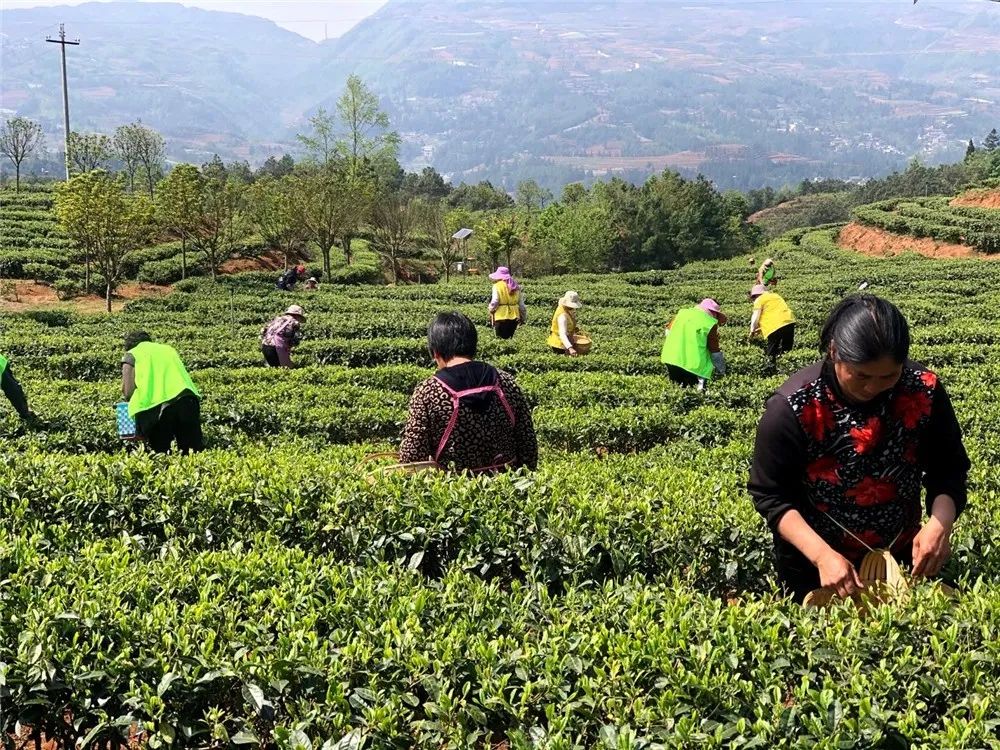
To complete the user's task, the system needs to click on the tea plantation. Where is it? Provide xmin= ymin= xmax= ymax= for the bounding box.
xmin=4 ymin=227 xmax=1000 ymax=748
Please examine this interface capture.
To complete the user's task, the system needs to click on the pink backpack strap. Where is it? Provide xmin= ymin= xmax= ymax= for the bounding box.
xmin=432 ymin=376 xmax=517 ymax=464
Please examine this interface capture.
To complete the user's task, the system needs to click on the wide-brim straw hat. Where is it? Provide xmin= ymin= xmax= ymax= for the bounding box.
xmin=560 ymin=291 xmax=583 ymax=309
xmin=698 ymin=298 xmax=727 ymax=325
xmin=285 ymin=304 xmax=306 ymax=319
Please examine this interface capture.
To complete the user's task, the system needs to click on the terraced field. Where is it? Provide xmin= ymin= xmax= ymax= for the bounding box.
xmin=4 ymin=228 xmax=1000 ymax=747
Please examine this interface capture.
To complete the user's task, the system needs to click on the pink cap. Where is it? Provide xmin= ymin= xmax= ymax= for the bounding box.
xmin=698 ymin=298 xmax=727 ymax=325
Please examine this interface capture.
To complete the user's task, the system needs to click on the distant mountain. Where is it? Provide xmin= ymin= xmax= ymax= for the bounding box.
xmin=0 ymin=2 xmax=317 ymax=161
xmin=2 ymin=0 xmax=998 ymax=190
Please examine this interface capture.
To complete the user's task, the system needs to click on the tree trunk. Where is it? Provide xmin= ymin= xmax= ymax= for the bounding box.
xmin=146 ymin=169 xmax=155 ymax=198
xmin=106 ymin=282 xmax=112 ymax=313
xmin=85 ymin=254 xmax=91 ymax=295
xmin=322 ymin=245 xmax=332 ymax=277
xmin=210 ymin=262 xmax=217 ymax=282
xmin=181 ymin=238 xmax=187 ymax=280
xmin=283 ymin=249 xmax=289 ymax=271
xmin=15 ymin=163 xmax=20 ymax=193
xmin=342 ymin=235 xmax=353 ymax=266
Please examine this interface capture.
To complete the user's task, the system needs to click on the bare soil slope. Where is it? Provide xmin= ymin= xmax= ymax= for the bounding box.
xmin=837 ymin=222 xmax=998 ymax=260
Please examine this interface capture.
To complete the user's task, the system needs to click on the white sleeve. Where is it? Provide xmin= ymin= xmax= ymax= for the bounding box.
xmin=519 ymin=294 xmax=527 ymax=321
xmin=488 ymin=286 xmax=500 ymax=313
xmin=558 ymin=314 xmax=573 ymax=349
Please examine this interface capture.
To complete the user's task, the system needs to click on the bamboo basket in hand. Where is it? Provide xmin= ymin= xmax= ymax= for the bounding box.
xmin=360 ymin=452 xmax=440 ymax=485
xmin=803 ymin=549 xmax=955 ymax=609
xmin=572 ymin=334 xmax=593 ymax=355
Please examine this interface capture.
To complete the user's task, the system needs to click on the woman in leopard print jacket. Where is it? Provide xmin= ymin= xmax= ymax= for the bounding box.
xmin=400 ymin=312 xmax=538 ymax=472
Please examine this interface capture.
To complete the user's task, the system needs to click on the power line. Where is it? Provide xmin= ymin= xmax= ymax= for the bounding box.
xmin=46 ymin=22 xmax=80 ymax=181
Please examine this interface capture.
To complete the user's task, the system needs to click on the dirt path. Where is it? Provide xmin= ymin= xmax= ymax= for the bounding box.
xmin=0 ymin=281 xmax=170 ymax=313
xmin=837 ymin=222 xmax=999 ymax=260
xmin=950 ymin=189 xmax=1000 ymax=210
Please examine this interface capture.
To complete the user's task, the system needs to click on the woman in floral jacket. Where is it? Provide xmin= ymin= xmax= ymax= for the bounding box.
xmin=748 ymin=295 xmax=970 ymax=602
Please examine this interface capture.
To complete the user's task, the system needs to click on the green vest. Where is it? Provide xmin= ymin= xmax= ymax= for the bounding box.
xmin=0 ymin=353 xmax=7 ymax=377
xmin=127 ymin=341 xmax=201 ymax=418
xmin=661 ymin=307 xmax=717 ymax=380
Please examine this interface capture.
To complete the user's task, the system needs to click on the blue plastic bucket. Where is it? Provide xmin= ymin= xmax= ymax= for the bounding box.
xmin=115 ymin=401 xmax=137 ymax=438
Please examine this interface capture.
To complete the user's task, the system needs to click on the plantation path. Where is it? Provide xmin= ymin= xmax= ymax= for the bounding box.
xmin=950 ymin=189 xmax=1000 ymax=210
xmin=0 ymin=280 xmax=169 ymax=313
xmin=837 ymin=222 xmax=1000 ymax=260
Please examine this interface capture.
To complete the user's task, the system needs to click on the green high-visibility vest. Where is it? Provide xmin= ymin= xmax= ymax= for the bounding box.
xmin=661 ymin=306 xmax=717 ymax=380
xmin=0 ymin=353 xmax=7 ymax=377
xmin=127 ymin=341 xmax=201 ymax=418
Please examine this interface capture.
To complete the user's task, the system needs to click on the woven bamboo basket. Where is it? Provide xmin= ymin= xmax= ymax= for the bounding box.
xmin=573 ymin=334 xmax=593 ymax=355
xmin=361 ymin=452 xmax=440 ymax=485
xmin=803 ymin=549 xmax=955 ymax=609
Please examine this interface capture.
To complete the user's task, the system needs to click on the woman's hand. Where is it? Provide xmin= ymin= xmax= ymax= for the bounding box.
xmin=911 ymin=516 xmax=953 ymax=578
xmin=568 ymin=347 xmax=578 ymax=357
xmin=816 ymin=550 xmax=864 ymax=598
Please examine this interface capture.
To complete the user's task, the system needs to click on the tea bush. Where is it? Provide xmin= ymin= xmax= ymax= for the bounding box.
xmin=3 ymin=226 xmax=1000 ymax=747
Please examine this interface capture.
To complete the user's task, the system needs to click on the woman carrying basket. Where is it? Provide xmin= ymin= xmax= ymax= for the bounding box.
xmin=399 ymin=312 xmax=537 ymax=473
xmin=547 ymin=291 xmax=588 ymax=356
xmin=748 ymin=295 xmax=970 ymax=603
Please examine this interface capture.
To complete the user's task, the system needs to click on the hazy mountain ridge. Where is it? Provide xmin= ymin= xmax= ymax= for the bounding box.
xmin=2 ymin=0 xmax=998 ymax=189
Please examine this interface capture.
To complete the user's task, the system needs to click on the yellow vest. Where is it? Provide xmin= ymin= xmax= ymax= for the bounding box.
xmin=754 ymin=292 xmax=795 ymax=338
xmin=547 ymin=305 xmax=576 ymax=349
xmin=493 ymin=281 xmax=520 ymax=321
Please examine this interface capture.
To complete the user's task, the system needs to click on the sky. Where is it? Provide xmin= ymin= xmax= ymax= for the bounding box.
xmin=0 ymin=0 xmax=390 ymax=41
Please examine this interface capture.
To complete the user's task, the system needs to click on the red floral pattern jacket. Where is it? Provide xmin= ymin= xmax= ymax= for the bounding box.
xmin=749 ymin=360 xmax=969 ymax=563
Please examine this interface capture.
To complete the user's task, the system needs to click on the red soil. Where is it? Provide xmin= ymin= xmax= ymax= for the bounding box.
xmin=836 ymin=222 xmax=998 ymax=260
xmin=950 ymin=189 xmax=1000 ymax=210
xmin=0 ymin=281 xmax=169 ymax=313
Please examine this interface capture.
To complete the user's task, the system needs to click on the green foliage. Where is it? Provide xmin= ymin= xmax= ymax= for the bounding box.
xmin=4 ymin=234 xmax=1000 ymax=746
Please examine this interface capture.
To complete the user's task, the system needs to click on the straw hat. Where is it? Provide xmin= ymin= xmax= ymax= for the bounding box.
xmin=285 ymin=304 xmax=306 ymax=319
xmin=560 ymin=291 xmax=583 ymax=309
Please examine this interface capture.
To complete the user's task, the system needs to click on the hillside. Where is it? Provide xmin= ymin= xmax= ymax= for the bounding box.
xmin=5 ymin=230 xmax=1000 ymax=744
xmin=2 ymin=0 xmax=999 ymax=190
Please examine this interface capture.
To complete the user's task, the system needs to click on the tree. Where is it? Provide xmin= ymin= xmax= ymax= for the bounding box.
xmin=156 ymin=164 xmax=203 ymax=280
xmin=256 ymin=154 xmax=295 ymax=179
xmin=0 ymin=117 xmax=45 ymax=192
xmin=55 ymin=170 xmax=156 ymax=311
xmin=476 ymin=211 xmax=524 ymax=271
xmin=335 ymin=74 xmax=400 ymax=172
xmin=190 ymin=175 xmax=246 ymax=281
xmin=420 ymin=201 xmax=469 ymax=282
xmin=636 ymin=172 xmax=738 ymax=268
xmin=297 ymin=108 xmax=339 ymax=167
xmin=114 ymin=121 xmax=164 ymax=196
xmin=984 ymin=128 xmax=999 ymax=152
xmin=516 ymin=179 xmax=553 ymax=219
xmin=226 ymin=160 xmax=254 ymax=185
xmin=401 ymin=167 xmax=452 ymax=201
xmin=247 ymin=176 xmax=306 ymax=271
xmin=965 ymin=139 xmax=976 ymax=160
xmin=370 ymin=193 xmax=420 ymax=284
xmin=289 ymin=161 xmax=374 ymax=273
xmin=67 ymin=131 xmax=111 ymax=174
xmin=447 ymin=181 xmax=514 ymax=211
xmin=562 ymin=182 xmax=587 ymax=205
xmin=201 ymin=155 xmax=228 ymax=183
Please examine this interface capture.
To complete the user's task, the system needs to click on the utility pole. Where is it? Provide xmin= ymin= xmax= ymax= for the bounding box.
xmin=46 ymin=23 xmax=80 ymax=181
